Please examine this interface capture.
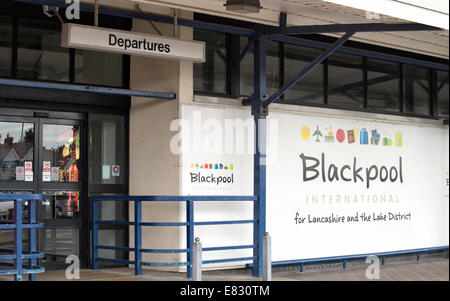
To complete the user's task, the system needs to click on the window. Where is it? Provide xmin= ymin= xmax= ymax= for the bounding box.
xmin=283 ymin=44 xmax=324 ymax=105
xmin=17 ymin=18 xmax=69 ymax=82
xmin=367 ymin=58 xmax=400 ymax=112
xmin=192 ymin=27 xmax=445 ymax=118
xmin=0 ymin=15 xmax=12 ymax=77
xmin=327 ymin=52 xmax=364 ymax=109
xmin=0 ymin=15 xmax=126 ymax=87
xmin=240 ymin=37 xmax=281 ymax=96
xmin=194 ymin=29 xmax=227 ymax=94
xmin=75 ymin=50 xmax=123 ymax=87
xmin=89 ymin=114 xmax=126 ymax=185
xmin=437 ymin=71 xmax=449 ymax=118
xmin=403 ymin=64 xmax=431 ymax=116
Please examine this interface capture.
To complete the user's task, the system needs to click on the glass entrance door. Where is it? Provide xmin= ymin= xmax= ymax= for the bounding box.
xmin=38 ymin=120 xmax=83 ymax=269
xmin=0 ymin=114 xmax=84 ymax=269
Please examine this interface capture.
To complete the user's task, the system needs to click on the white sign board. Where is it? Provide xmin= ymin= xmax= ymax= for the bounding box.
xmin=61 ymin=24 xmax=206 ymax=62
xmin=180 ymin=104 xmax=449 ymax=265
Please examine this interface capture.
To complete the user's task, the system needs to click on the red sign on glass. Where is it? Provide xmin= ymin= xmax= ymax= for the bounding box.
xmin=43 ymin=161 xmax=51 ymax=172
xmin=25 ymin=161 xmax=33 ymax=172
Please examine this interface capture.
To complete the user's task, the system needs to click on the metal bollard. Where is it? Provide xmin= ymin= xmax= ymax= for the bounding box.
xmin=263 ymin=232 xmax=271 ymax=281
xmin=192 ymin=237 xmax=202 ymax=281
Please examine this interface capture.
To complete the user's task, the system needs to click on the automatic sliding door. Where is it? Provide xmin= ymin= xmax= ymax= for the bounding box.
xmin=39 ymin=120 xmax=83 ymax=269
xmin=0 ymin=118 xmax=37 ymax=255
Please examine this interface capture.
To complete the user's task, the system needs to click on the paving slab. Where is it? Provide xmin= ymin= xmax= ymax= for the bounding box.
xmin=0 ymin=257 xmax=448 ymax=281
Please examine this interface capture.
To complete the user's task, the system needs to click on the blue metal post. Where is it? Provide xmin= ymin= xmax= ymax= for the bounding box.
xmin=92 ymin=199 xmax=99 ymax=270
xmin=134 ymin=200 xmax=142 ymax=275
xmin=186 ymin=200 xmax=194 ymax=278
xmin=28 ymin=200 xmax=37 ymax=281
xmin=252 ymin=26 xmax=267 ymax=278
xmin=14 ymin=199 xmax=23 ymax=281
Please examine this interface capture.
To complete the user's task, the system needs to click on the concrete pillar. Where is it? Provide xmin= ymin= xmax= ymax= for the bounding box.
xmin=128 ymin=9 xmax=194 ymax=272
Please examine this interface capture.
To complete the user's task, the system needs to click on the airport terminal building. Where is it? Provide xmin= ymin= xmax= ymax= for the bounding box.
xmin=0 ymin=0 xmax=448 ymax=275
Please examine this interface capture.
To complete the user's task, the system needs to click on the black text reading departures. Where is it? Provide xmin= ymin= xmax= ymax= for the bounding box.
xmin=109 ymin=34 xmax=171 ymax=53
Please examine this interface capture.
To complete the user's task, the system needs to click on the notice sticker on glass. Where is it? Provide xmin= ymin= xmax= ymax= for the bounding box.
xmin=43 ymin=161 xmax=51 ymax=172
xmin=43 ymin=171 xmax=51 ymax=182
xmin=25 ymin=171 xmax=33 ymax=182
xmin=16 ymin=167 xmax=25 ymax=181
xmin=51 ymin=167 xmax=60 ymax=182
xmin=25 ymin=161 xmax=33 ymax=172
xmin=102 ymin=165 xmax=111 ymax=180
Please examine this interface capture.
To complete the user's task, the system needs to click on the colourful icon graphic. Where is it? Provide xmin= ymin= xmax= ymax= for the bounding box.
xmin=313 ymin=126 xmax=323 ymax=142
xmin=347 ymin=130 xmax=355 ymax=144
xmin=382 ymin=137 xmax=393 ymax=146
xmin=325 ymin=127 xmax=334 ymax=143
xmin=360 ymin=128 xmax=369 ymax=145
xmin=300 ymin=125 xmax=311 ymax=141
xmin=300 ymin=124 xmax=402 ymax=147
xmin=191 ymin=163 xmax=234 ymax=170
xmin=371 ymin=130 xmax=380 ymax=145
xmin=395 ymin=132 xmax=403 ymax=147
xmin=353 ymin=129 xmax=358 ymax=143
xmin=336 ymin=129 xmax=345 ymax=143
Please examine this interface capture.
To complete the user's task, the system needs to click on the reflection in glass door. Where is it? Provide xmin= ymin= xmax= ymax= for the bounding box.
xmin=39 ymin=121 xmax=82 ymax=269
xmin=0 ymin=121 xmax=34 ymax=183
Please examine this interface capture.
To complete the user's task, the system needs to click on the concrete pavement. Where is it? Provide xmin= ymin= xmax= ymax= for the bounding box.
xmin=1 ymin=256 xmax=447 ymax=281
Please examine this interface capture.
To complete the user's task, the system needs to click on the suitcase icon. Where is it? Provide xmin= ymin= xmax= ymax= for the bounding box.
xmin=347 ymin=130 xmax=355 ymax=144
xmin=360 ymin=128 xmax=368 ymax=145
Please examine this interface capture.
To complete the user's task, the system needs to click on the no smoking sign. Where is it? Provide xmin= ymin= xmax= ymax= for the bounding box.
xmin=112 ymin=165 xmax=120 ymax=177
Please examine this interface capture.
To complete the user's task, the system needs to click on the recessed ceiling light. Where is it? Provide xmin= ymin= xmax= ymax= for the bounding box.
xmin=224 ymin=0 xmax=262 ymax=14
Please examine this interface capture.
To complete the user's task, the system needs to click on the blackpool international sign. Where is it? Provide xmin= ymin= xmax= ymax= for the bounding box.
xmin=61 ymin=23 xmax=206 ymax=62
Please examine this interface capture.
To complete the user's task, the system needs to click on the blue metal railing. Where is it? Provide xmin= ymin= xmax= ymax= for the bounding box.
xmin=246 ymin=246 xmax=449 ymax=271
xmin=0 ymin=194 xmax=45 ymax=281
xmin=91 ymin=195 xmax=258 ymax=278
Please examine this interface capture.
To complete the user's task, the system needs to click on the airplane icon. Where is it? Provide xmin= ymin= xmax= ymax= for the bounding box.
xmin=313 ymin=126 xmax=323 ymax=142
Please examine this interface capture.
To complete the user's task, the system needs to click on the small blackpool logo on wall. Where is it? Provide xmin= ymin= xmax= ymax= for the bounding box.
xmin=300 ymin=125 xmax=403 ymax=147
xmin=189 ymin=163 xmax=235 ymax=191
